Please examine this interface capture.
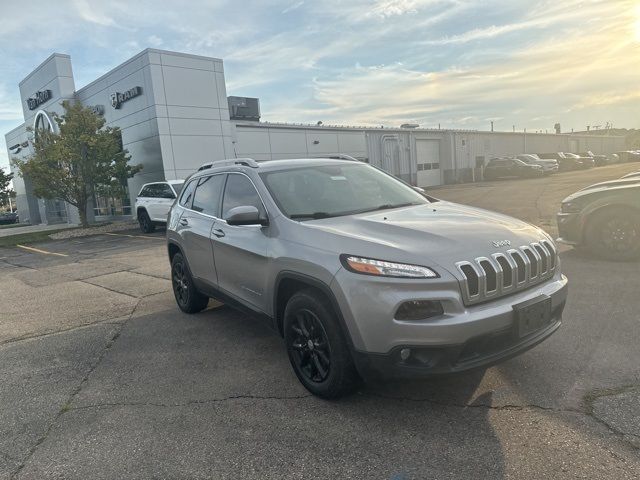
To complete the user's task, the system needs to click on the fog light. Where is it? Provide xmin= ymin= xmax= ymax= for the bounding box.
xmin=400 ymin=348 xmax=411 ymax=361
xmin=395 ymin=300 xmax=444 ymax=320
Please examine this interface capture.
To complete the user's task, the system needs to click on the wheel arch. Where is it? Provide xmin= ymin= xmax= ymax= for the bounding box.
xmin=273 ymin=271 xmax=354 ymax=348
xmin=167 ymin=241 xmax=183 ymax=263
xmin=581 ymin=203 xmax=640 ymax=243
xmin=136 ymin=206 xmax=148 ymax=218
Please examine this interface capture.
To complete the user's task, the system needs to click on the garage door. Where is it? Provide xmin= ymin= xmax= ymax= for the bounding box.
xmin=416 ymin=140 xmax=441 ymax=187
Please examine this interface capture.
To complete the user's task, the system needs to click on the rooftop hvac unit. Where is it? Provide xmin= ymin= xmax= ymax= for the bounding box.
xmin=228 ymin=96 xmax=261 ymax=121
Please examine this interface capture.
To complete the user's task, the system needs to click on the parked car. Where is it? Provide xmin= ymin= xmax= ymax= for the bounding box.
xmin=0 ymin=211 xmax=18 ymax=225
xmin=558 ymin=179 xmax=640 ymax=260
xmin=538 ymin=153 xmax=590 ymax=171
xmin=617 ymin=151 xmax=640 ymax=163
xmin=167 ymin=157 xmax=567 ymax=398
xmin=135 ymin=180 xmax=185 ymax=233
xmin=483 ymin=157 xmax=544 ymax=180
xmin=621 ymin=171 xmax=640 ymax=179
xmin=564 ymin=153 xmax=595 ymax=168
xmin=516 ymin=154 xmax=559 ymax=174
xmin=579 ymin=151 xmax=609 ymax=167
xmin=607 ymin=153 xmax=621 ymax=164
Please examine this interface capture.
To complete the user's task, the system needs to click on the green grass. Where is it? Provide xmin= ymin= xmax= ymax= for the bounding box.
xmin=0 ymin=228 xmax=79 ymax=248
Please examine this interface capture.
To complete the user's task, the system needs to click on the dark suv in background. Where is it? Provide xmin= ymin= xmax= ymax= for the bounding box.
xmin=558 ymin=178 xmax=640 ymax=260
xmin=538 ymin=153 xmax=592 ymax=171
xmin=483 ymin=157 xmax=544 ymax=180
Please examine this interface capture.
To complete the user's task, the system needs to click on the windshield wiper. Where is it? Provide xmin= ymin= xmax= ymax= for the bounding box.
xmin=360 ymin=202 xmax=420 ymax=213
xmin=290 ymin=212 xmax=334 ymax=220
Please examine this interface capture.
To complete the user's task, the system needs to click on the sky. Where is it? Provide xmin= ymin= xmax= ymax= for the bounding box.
xmin=1 ymin=0 xmax=639 ymax=172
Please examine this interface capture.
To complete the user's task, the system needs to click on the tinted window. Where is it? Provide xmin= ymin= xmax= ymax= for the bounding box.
xmin=222 ymin=174 xmax=265 ymax=219
xmin=157 ymin=184 xmax=175 ymax=199
xmin=192 ymin=175 xmax=225 ymax=216
xmin=145 ymin=184 xmax=164 ymax=198
xmin=179 ymin=180 xmax=197 ymax=208
xmin=139 ymin=186 xmax=152 ymax=197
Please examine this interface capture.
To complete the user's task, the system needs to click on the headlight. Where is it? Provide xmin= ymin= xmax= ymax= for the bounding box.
xmin=561 ymin=201 xmax=581 ymax=213
xmin=340 ymin=255 xmax=438 ymax=278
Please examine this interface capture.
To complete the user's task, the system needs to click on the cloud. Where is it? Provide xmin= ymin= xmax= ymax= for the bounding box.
xmin=282 ymin=1 xmax=304 ymax=14
xmin=366 ymin=0 xmax=422 ymax=18
xmin=0 ymin=0 xmax=638 ymax=166
xmin=71 ymin=0 xmax=118 ymax=27
xmin=147 ymin=35 xmax=164 ymax=47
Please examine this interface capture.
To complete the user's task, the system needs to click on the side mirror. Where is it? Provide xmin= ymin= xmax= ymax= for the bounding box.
xmin=412 ymin=186 xmax=426 ymax=194
xmin=225 ymin=205 xmax=268 ymax=226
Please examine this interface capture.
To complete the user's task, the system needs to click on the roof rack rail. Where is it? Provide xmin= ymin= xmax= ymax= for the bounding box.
xmin=197 ymin=158 xmax=259 ymax=171
xmin=310 ymin=154 xmax=362 ymax=162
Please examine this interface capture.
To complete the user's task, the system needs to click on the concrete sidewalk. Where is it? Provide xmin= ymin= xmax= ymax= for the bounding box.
xmin=0 ymin=223 xmax=77 ymax=238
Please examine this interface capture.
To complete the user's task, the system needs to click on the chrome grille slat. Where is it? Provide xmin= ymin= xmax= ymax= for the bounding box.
xmin=457 ymin=241 xmax=557 ymax=305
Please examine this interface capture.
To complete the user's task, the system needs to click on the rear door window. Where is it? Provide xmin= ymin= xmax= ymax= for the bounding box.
xmin=192 ymin=174 xmax=226 ymax=217
xmin=157 ymin=184 xmax=175 ymax=199
xmin=179 ymin=180 xmax=197 ymax=208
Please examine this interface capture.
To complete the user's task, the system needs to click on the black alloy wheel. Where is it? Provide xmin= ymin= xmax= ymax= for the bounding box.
xmin=290 ymin=309 xmax=332 ymax=383
xmin=283 ymin=289 xmax=360 ymax=399
xmin=586 ymin=209 xmax=640 ymax=261
xmin=138 ymin=211 xmax=156 ymax=233
xmin=171 ymin=253 xmax=209 ymax=313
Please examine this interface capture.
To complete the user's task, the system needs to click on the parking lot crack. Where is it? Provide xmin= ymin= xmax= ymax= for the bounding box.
xmin=583 ymin=385 xmax=640 ymax=450
xmin=367 ymin=392 xmax=579 ymax=414
xmin=8 ymin=299 xmax=141 ymax=479
xmin=66 ymin=393 xmax=313 ymax=411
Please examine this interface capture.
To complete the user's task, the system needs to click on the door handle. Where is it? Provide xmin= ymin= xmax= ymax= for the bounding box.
xmin=179 ymin=218 xmax=189 ymax=226
xmin=212 ymin=228 xmax=226 ymax=238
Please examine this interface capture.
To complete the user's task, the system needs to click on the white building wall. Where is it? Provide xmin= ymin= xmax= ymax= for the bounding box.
xmin=234 ymin=124 xmax=367 ymax=161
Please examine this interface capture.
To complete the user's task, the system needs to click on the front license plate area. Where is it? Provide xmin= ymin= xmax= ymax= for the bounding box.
xmin=514 ymin=296 xmax=552 ymax=338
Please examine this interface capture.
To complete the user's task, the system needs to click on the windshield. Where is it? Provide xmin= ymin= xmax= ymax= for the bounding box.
xmin=260 ymin=163 xmax=429 ymax=220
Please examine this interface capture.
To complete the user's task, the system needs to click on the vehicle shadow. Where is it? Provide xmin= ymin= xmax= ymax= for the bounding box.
xmin=188 ymin=307 xmax=506 ymax=480
xmin=332 ymin=370 xmax=507 ymax=478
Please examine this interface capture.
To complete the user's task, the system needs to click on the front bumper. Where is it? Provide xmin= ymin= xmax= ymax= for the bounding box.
xmin=331 ymin=267 xmax=568 ymax=378
xmin=556 ymin=212 xmax=582 ymax=245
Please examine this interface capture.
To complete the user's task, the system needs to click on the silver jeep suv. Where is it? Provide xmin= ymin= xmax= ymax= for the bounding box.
xmin=167 ymin=158 xmax=568 ymax=398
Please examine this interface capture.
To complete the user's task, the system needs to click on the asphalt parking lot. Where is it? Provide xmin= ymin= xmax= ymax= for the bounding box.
xmin=1 ymin=163 xmax=639 ymax=479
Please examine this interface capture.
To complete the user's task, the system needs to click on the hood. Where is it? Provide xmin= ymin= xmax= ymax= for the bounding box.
xmin=302 ymin=202 xmax=548 ymax=267
xmin=577 ymin=178 xmax=640 ymax=192
xmin=564 ymin=180 xmax=640 ymax=202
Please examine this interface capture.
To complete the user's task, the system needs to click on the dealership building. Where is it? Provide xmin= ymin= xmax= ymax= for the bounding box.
xmin=5 ymin=48 xmax=625 ymax=225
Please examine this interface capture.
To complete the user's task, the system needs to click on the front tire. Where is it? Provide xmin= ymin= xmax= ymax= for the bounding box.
xmin=585 ymin=208 xmax=640 ymax=261
xmin=283 ymin=289 xmax=360 ymax=399
xmin=138 ymin=210 xmax=156 ymax=233
xmin=171 ymin=253 xmax=209 ymax=313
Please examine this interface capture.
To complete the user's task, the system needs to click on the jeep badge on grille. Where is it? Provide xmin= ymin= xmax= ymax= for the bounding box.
xmin=492 ymin=240 xmax=511 ymax=248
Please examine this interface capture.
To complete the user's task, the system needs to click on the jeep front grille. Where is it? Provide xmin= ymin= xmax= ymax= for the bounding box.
xmin=456 ymin=241 xmax=557 ymax=305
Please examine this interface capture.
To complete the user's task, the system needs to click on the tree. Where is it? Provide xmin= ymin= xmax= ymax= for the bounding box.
xmin=0 ymin=168 xmax=14 ymax=211
xmin=13 ymin=101 xmax=142 ymax=227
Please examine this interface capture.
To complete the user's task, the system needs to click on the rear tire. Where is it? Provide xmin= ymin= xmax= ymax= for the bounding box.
xmin=585 ymin=208 xmax=640 ymax=261
xmin=171 ymin=253 xmax=209 ymax=313
xmin=138 ymin=210 xmax=156 ymax=233
xmin=283 ymin=289 xmax=360 ymax=399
